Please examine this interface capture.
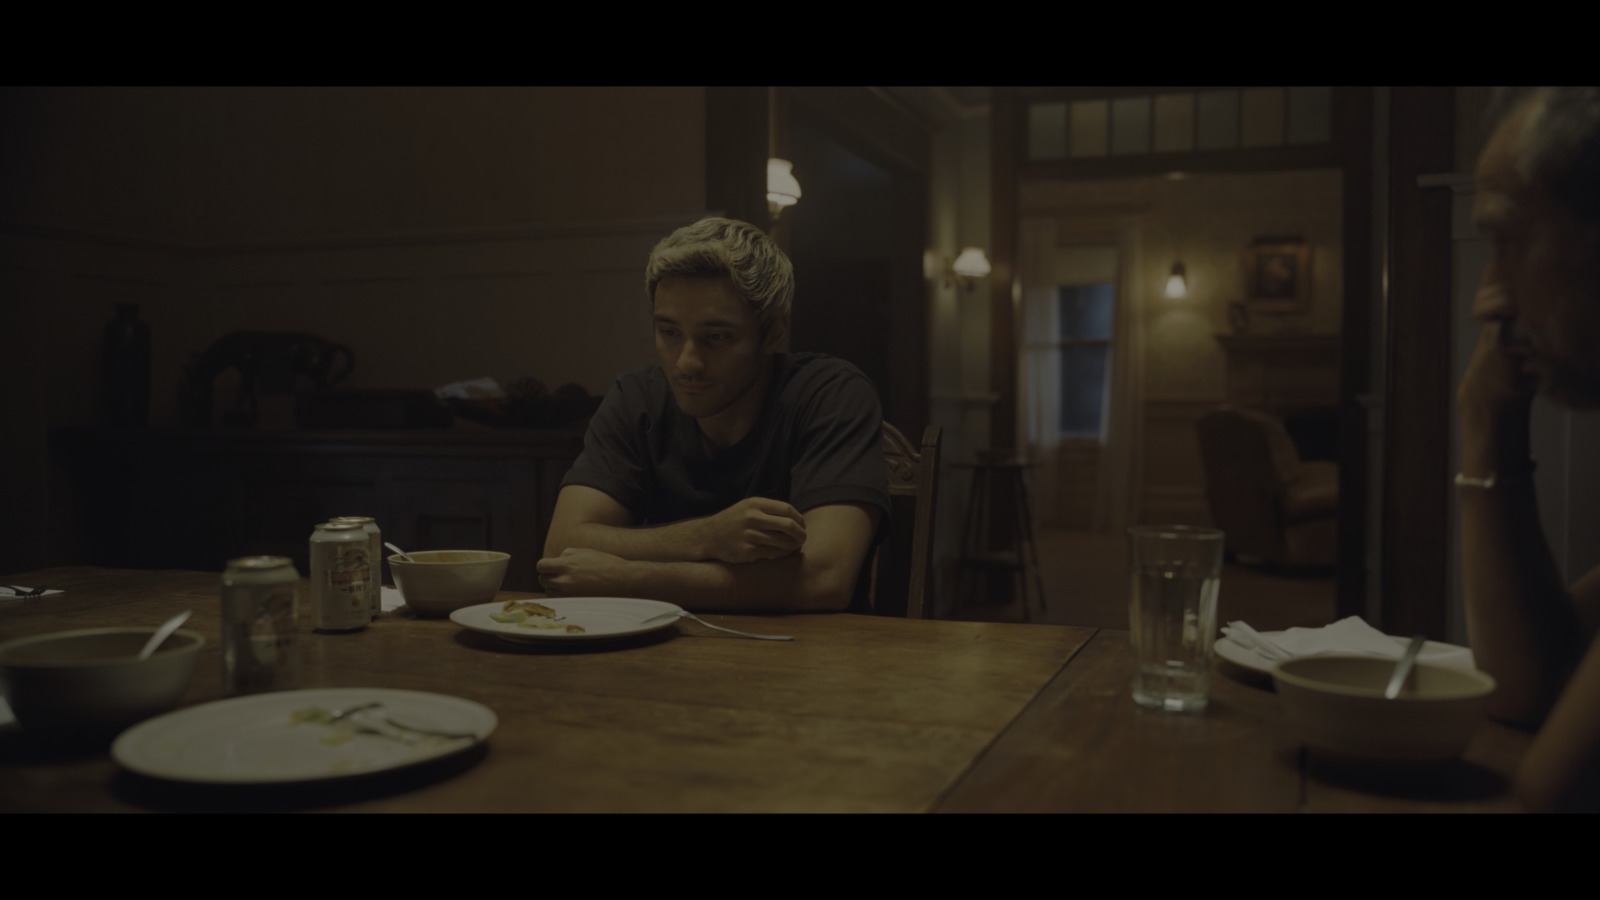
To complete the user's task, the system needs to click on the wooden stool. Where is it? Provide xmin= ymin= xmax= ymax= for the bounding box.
xmin=954 ymin=452 xmax=1048 ymax=622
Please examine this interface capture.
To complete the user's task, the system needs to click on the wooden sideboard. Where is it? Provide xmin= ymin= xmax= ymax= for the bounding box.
xmin=50 ymin=425 xmax=587 ymax=592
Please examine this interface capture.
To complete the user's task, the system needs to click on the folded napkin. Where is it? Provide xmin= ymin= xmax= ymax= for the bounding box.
xmin=1221 ymin=616 xmax=1476 ymax=669
xmin=433 ymin=376 xmax=504 ymax=400
xmin=0 ymin=585 xmax=63 ymax=604
xmin=381 ymin=585 xmax=407 ymax=612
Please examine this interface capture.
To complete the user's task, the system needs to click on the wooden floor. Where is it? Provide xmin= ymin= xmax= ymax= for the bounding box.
xmin=942 ymin=528 xmax=1338 ymax=633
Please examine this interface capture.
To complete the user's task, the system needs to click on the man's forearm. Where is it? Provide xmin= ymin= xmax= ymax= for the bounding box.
xmin=1459 ymin=423 xmax=1586 ymax=725
xmin=549 ymin=519 xmax=712 ymax=563
xmin=589 ymin=553 xmax=853 ymax=613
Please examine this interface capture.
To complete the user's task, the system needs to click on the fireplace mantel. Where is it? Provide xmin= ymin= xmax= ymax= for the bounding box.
xmin=1214 ymin=332 xmax=1341 ymax=412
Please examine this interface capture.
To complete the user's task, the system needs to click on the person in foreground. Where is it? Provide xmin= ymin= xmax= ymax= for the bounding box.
xmin=535 ymin=217 xmax=888 ymax=612
xmin=1459 ymin=86 xmax=1600 ymax=812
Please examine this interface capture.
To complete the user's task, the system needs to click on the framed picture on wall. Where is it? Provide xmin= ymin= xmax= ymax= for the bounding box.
xmin=1243 ymin=238 xmax=1311 ymax=313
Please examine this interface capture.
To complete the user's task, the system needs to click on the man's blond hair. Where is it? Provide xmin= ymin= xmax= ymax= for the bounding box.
xmin=644 ymin=217 xmax=794 ymax=338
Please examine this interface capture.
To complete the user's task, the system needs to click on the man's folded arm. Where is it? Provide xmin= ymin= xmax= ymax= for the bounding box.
xmin=538 ymin=502 xmax=881 ymax=612
xmin=1510 ymin=564 xmax=1600 ymax=812
xmin=544 ymin=484 xmax=807 ymax=564
xmin=542 ymin=484 xmax=705 ymax=563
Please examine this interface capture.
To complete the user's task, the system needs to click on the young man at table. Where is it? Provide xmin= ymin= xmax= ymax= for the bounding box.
xmin=1458 ymin=86 xmax=1600 ymax=812
xmin=535 ymin=217 xmax=889 ymax=612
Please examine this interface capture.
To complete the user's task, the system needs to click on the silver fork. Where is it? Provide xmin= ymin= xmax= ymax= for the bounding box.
xmin=641 ymin=610 xmax=793 ymax=641
xmin=328 ymin=702 xmax=478 ymax=741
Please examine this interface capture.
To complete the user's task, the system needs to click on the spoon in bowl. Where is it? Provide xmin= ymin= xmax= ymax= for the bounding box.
xmin=385 ymin=542 xmax=414 ymax=562
xmin=1384 ymin=634 xmax=1428 ymax=699
xmin=138 ymin=609 xmax=193 ymax=660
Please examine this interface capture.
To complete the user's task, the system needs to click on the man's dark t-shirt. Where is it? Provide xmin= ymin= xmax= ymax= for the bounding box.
xmin=559 ymin=352 xmax=890 ymax=606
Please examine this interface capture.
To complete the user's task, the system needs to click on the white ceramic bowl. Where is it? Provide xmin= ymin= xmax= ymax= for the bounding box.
xmin=1272 ymin=655 xmax=1497 ymax=764
xmin=390 ymin=550 xmax=511 ymax=617
xmin=0 ymin=627 xmax=204 ymax=741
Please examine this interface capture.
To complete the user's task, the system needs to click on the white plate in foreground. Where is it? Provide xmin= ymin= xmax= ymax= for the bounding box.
xmin=112 ymin=688 xmax=496 ymax=785
xmin=1214 ymin=632 xmax=1472 ymax=676
xmin=450 ymin=597 xmax=685 ymax=644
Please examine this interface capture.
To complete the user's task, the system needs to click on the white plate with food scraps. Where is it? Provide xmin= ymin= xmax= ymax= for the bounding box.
xmin=111 ymin=688 xmax=496 ymax=785
xmin=450 ymin=597 xmax=685 ymax=644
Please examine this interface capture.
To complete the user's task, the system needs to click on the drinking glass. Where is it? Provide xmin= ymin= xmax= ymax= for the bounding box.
xmin=1127 ymin=525 xmax=1225 ymax=713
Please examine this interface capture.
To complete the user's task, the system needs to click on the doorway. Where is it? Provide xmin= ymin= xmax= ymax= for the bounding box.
xmin=1018 ymin=216 xmax=1143 ymax=535
xmin=782 ymin=94 xmax=929 ymax=437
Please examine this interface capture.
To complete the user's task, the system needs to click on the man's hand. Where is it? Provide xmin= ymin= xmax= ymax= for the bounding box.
xmin=1457 ymin=319 xmax=1539 ymax=471
xmin=536 ymin=547 xmax=632 ymax=597
xmin=1458 ymin=320 xmax=1538 ymax=422
xmin=543 ymin=486 xmax=804 ymax=565
xmin=700 ymin=497 xmax=806 ymax=563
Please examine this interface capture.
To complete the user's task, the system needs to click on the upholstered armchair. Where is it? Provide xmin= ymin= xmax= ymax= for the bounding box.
xmin=1195 ymin=405 xmax=1338 ymax=570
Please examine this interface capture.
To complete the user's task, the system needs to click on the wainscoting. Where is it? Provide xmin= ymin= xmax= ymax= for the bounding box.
xmin=1141 ymin=396 xmax=1220 ymax=526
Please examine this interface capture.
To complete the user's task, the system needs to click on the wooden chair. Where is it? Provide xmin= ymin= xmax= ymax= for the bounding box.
xmin=868 ymin=423 xmax=942 ymax=618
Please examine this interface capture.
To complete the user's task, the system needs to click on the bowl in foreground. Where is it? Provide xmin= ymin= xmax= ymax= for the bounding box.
xmin=390 ymin=550 xmax=511 ymax=617
xmin=1272 ymin=655 xmax=1496 ymax=764
xmin=0 ymin=627 xmax=204 ymax=741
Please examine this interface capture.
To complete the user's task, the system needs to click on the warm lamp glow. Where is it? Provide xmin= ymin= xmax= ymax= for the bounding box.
xmin=952 ymin=247 xmax=991 ymax=278
xmin=1165 ymin=262 xmax=1188 ymax=299
xmin=767 ymin=158 xmax=801 ymax=221
xmin=938 ymin=246 xmax=991 ymax=292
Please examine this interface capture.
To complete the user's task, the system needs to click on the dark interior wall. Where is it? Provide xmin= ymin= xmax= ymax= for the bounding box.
xmin=785 ymin=110 xmax=896 ymax=408
xmin=1 ymin=86 xmax=708 ymax=243
xmin=0 ymin=86 xmax=711 ymax=574
xmin=780 ymin=93 xmax=930 ymax=438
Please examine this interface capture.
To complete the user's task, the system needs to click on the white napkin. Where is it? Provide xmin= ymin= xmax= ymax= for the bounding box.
xmin=0 ymin=586 xmax=63 ymax=605
xmin=1221 ymin=616 xmax=1477 ymax=669
xmin=381 ymin=585 xmax=407 ymax=612
xmin=433 ymin=377 xmax=504 ymax=400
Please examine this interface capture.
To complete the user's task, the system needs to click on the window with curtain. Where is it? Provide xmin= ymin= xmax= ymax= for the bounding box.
xmin=1054 ymin=283 xmax=1115 ymax=438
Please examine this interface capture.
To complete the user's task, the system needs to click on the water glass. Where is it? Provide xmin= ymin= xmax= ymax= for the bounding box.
xmin=1127 ymin=525 xmax=1225 ymax=713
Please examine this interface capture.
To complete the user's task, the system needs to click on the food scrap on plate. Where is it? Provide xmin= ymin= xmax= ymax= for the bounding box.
xmin=490 ymin=599 xmax=586 ymax=634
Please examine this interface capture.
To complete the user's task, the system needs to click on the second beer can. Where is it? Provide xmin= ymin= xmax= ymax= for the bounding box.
xmin=330 ymin=516 xmax=382 ymax=620
xmin=311 ymin=521 xmax=370 ymax=632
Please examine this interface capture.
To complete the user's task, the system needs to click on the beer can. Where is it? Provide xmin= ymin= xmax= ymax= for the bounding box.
xmin=330 ymin=516 xmax=382 ymax=620
xmin=221 ymin=555 xmax=301 ymax=696
xmin=311 ymin=521 xmax=370 ymax=632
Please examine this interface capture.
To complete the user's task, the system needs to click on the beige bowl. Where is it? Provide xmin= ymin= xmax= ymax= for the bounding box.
xmin=0 ymin=627 xmax=204 ymax=741
xmin=1272 ymin=655 xmax=1497 ymax=764
xmin=390 ymin=550 xmax=511 ymax=617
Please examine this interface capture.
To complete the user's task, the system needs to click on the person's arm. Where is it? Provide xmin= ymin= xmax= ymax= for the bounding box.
xmin=536 ymin=502 xmax=880 ymax=612
xmin=1515 ymin=578 xmax=1600 ymax=812
xmin=543 ymin=484 xmax=807 ymax=564
xmin=1457 ymin=320 xmax=1593 ymax=727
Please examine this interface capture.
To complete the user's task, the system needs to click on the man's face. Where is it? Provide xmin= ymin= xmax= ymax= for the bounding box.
xmin=1472 ymin=96 xmax=1600 ymax=408
xmin=652 ymin=275 xmax=780 ymax=422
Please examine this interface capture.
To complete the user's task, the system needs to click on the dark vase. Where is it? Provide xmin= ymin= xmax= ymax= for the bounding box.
xmin=104 ymin=303 xmax=151 ymax=427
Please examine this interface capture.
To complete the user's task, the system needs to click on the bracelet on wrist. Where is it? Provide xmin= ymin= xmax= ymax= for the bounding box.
xmin=1455 ymin=461 xmax=1537 ymax=490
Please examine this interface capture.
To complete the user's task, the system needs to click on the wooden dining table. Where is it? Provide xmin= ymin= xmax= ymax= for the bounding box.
xmin=0 ymin=566 xmax=1533 ymax=813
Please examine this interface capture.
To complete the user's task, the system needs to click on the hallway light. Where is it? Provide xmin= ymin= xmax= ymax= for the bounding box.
xmin=945 ymin=247 xmax=991 ymax=292
xmin=767 ymin=158 xmax=802 ymax=224
xmin=1165 ymin=261 xmax=1188 ymax=299
xmin=953 ymin=247 xmax=991 ymax=278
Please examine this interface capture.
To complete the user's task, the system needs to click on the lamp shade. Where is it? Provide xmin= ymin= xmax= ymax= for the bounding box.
xmin=1165 ymin=262 xmax=1188 ymax=299
xmin=767 ymin=158 xmax=802 ymax=209
xmin=952 ymin=247 xmax=991 ymax=278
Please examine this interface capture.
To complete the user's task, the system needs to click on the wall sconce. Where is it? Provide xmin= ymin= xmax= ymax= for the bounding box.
xmin=767 ymin=158 xmax=802 ymax=224
xmin=1164 ymin=262 xmax=1188 ymax=299
xmin=945 ymin=247 xmax=991 ymax=292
